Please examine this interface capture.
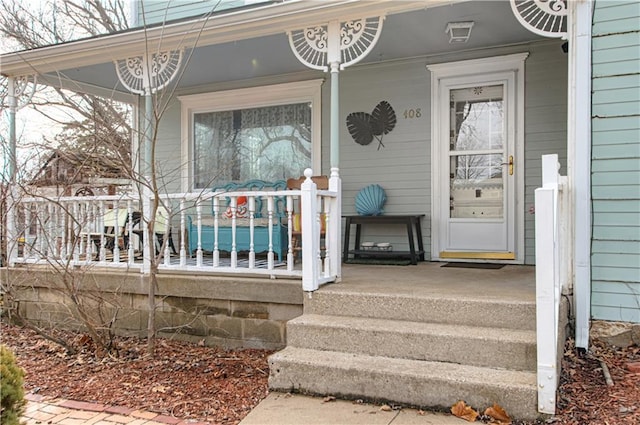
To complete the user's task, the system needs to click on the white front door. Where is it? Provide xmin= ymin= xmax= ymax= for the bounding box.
xmin=429 ymin=54 xmax=526 ymax=262
xmin=441 ymin=81 xmax=514 ymax=258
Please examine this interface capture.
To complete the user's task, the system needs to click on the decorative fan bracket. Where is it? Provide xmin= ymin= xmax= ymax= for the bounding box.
xmin=288 ymin=16 xmax=385 ymax=72
xmin=115 ymin=49 xmax=183 ymax=95
xmin=510 ymin=0 xmax=568 ymax=39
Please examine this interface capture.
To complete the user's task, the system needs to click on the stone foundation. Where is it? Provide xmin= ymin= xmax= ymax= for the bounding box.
xmin=2 ymin=267 xmax=303 ymax=350
xmin=591 ymin=320 xmax=640 ymax=348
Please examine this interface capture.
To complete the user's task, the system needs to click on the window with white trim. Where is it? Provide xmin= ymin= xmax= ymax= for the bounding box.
xmin=180 ymin=80 xmax=323 ymax=190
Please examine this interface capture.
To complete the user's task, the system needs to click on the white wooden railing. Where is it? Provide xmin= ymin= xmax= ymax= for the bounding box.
xmin=534 ymin=154 xmax=569 ymax=414
xmin=7 ymin=171 xmax=339 ymax=289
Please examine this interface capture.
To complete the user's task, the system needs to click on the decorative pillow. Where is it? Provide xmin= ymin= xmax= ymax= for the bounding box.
xmin=224 ymin=196 xmax=248 ymax=219
xmin=355 ymin=184 xmax=386 ymax=216
xmin=292 ymin=212 xmax=326 ymax=233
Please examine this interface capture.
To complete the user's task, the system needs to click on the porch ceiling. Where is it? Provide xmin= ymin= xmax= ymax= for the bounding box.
xmin=2 ymin=0 xmax=543 ymax=98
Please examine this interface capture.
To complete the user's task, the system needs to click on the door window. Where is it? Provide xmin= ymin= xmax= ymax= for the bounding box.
xmin=449 ymin=85 xmax=505 ymax=219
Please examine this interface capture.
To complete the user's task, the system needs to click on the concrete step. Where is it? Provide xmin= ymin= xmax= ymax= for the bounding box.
xmin=305 ymin=290 xmax=536 ymax=330
xmin=287 ymin=314 xmax=537 ymax=371
xmin=269 ymin=346 xmax=539 ymax=421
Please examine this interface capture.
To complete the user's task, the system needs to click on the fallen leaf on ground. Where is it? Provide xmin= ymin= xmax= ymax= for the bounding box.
xmin=380 ymin=404 xmax=392 ymax=411
xmin=484 ymin=403 xmax=511 ymax=424
xmin=451 ymin=400 xmax=479 ymax=422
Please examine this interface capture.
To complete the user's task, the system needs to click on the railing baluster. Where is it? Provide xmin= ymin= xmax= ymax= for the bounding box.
xmin=196 ymin=200 xmax=203 ymax=267
xmin=84 ymin=202 xmax=92 ymax=262
xmin=113 ymin=200 xmax=120 ymax=263
xmin=58 ymin=203 xmax=67 ymax=260
xmin=249 ymin=196 xmax=256 ymax=269
xmin=213 ymin=197 xmax=219 ymax=267
xmin=128 ymin=200 xmax=135 ymax=265
xmin=45 ymin=204 xmax=52 ymax=260
xmin=75 ymin=202 xmax=82 ymax=262
xmin=65 ymin=202 xmax=73 ymax=261
xmin=230 ymin=196 xmax=238 ymax=268
xmin=55 ymin=203 xmax=62 ymax=260
xmin=38 ymin=203 xmax=46 ymax=259
xmin=73 ymin=202 xmax=80 ymax=265
xmin=25 ymin=202 xmax=33 ymax=259
xmin=267 ymin=196 xmax=274 ymax=269
xmin=163 ymin=205 xmax=171 ymax=267
xmin=323 ymin=198 xmax=330 ymax=277
xmin=315 ymin=198 xmax=322 ymax=275
xmin=180 ymin=200 xmax=186 ymax=266
xmin=98 ymin=201 xmax=105 ymax=262
xmin=286 ymin=194 xmax=294 ymax=271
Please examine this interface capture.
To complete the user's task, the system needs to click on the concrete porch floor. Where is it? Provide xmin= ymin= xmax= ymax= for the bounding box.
xmin=334 ymin=262 xmax=536 ymax=302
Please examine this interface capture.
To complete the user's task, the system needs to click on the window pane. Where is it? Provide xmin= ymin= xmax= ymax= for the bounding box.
xmin=450 ymin=85 xmax=503 ymax=151
xmin=450 ymin=154 xmax=503 ymax=219
xmin=194 ymin=103 xmax=312 ymax=188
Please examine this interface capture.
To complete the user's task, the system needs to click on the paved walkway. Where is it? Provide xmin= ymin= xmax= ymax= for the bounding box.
xmin=239 ymin=393 xmax=467 ymax=425
xmin=22 ymin=394 xmax=207 ymax=425
xmin=24 ymin=393 xmax=466 ymax=425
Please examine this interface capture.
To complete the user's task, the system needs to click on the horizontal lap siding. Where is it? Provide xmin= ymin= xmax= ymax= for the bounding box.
xmin=591 ymin=0 xmax=640 ymax=323
xmin=523 ymin=43 xmax=568 ymax=264
xmin=153 ymin=98 xmax=183 ymax=194
xmin=339 ymin=60 xmax=432 ymax=255
xmin=137 ymin=1 xmax=258 ymax=26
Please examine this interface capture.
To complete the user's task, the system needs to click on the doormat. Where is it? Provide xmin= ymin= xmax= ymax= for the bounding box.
xmin=345 ymin=258 xmax=412 ymax=266
xmin=441 ymin=262 xmax=504 ymax=269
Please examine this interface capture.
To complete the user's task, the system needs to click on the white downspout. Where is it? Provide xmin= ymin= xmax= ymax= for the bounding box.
xmin=569 ymin=0 xmax=593 ymax=350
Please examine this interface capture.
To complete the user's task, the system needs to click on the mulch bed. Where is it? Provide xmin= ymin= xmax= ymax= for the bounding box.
xmin=1 ymin=322 xmax=271 ymax=424
xmin=554 ymin=338 xmax=640 ymax=424
xmin=1 ymin=322 xmax=638 ymax=424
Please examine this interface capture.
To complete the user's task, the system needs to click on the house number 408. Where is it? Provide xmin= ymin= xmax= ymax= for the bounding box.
xmin=403 ymin=108 xmax=422 ymax=119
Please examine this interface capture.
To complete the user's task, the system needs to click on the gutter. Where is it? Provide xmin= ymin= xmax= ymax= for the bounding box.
xmin=0 ymin=0 xmax=445 ymax=77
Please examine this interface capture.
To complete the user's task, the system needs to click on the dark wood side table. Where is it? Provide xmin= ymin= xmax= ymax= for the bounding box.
xmin=342 ymin=214 xmax=425 ymax=265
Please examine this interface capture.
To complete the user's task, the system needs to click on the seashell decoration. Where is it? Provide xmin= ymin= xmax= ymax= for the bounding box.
xmin=355 ymin=184 xmax=387 ymax=216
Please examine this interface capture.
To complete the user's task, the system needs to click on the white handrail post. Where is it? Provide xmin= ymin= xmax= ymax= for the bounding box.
xmin=535 ymin=153 xmax=561 ymax=414
xmin=301 ymin=169 xmax=319 ymax=292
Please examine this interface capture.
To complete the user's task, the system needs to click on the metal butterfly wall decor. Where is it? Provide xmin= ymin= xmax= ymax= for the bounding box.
xmin=346 ymin=101 xmax=397 ymax=150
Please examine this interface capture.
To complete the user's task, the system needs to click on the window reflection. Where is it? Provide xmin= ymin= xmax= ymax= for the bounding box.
xmin=193 ymin=103 xmax=312 ymax=188
xmin=449 ymin=85 xmax=505 ymax=219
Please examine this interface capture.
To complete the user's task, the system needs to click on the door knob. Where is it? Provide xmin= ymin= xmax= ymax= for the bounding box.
xmin=502 ymin=155 xmax=514 ymax=176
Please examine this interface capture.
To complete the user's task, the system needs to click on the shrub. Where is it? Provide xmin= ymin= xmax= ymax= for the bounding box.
xmin=1 ymin=345 xmax=26 ymax=425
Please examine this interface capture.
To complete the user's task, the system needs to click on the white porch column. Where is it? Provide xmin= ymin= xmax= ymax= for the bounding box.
xmin=5 ymin=78 xmax=18 ymax=267
xmin=115 ymin=49 xmax=183 ymax=272
xmin=4 ymin=75 xmax=36 ymax=266
xmin=288 ymin=16 xmax=385 ymax=288
xmin=142 ymin=93 xmax=154 ymax=272
xmin=7 ymin=78 xmax=17 ymax=183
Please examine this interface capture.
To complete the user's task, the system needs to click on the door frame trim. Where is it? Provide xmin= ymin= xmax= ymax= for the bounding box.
xmin=427 ymin=53 xmax=528 ymax=263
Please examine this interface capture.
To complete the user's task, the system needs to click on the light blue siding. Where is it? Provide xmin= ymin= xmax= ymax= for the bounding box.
xmin=523 ymin=43 xmax=568 ymax=264
xmin=591 ymin=0 xmax=640 ymax=323
xmin=135 ymin=1 xmax=270 ymax=26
